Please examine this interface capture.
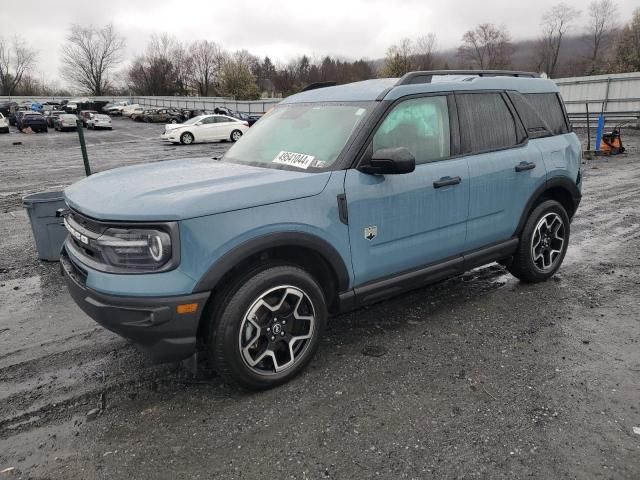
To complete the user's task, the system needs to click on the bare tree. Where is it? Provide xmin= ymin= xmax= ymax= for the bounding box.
xmin=537 ymin=3 xmax=581 ymax=76
xmin=585 ymin=0 xmax=618 ymax=74
xmin=128 ymin=33 xmax=181 ymax=96
xmin=380 ymin=38 xmax=415 ymax=77
xmin=191 ymin=40 xmax=225 ymax=96
xmin=413 ymin=34 xmax=439 ymax=70
xmin=219 ymin=50 xmax=260 ymax=100
xmin=170 ymin=40 xmax=193 ymax=95
xmin=60 ymin=23 xmax=125 ymax=95
xmin=458 ymin=23 xmax=514 ymax=69
xmin=0 ymin=36 xmax=37 ymax=96
xmin=612 ymin=7 xmax=640 ymax=72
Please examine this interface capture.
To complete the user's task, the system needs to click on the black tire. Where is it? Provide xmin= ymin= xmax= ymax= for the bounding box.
xmin=209 ymin=264 xmax=327 ymax=390
xmin=180 ymin=132 xmax=194 ymax=145
xmin=230 ymin=129 xmax=243 ymax=142
xmin=43 ymin=127 xmax=48 ymax=133
xmin=170 ymin=118 xmax=178 ymax=124
xmin=508 ymin=200 xmax=570 ymax=283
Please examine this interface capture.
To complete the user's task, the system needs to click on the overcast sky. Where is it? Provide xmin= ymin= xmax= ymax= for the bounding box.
xmin=2 ymin=0 xmax=637 ymax=87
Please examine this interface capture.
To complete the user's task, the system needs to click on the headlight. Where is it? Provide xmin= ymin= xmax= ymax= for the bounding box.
xmin=97 ymin=227 xmax=172 ymax=270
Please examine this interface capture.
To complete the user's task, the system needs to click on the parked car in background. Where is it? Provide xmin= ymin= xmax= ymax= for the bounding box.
xmin=45 ymin=110 xmax=66 ymax=127
xmin=161 ymin=114 xmax=249 ymax=144
xmin=166 ymin=110 xmax=187 ymax=124
xmin=54 ymin=114 xmax=79 ymax=131
xmin=79 ymin=110 xmax=98 ymax=127
xmin=141 ymin=109 xmax=178 ymax=123
xmin=86 ymin=114 xmax=113 ymax=130
xmin=0 ymin=113 xmax=9 ymax=133
xmin=9 ymin=108 xmax=27 ymax=126
xmin=214 ymin=107 xmax=258 ymax=126
xmin=0 ymin=101 xmax=17 ymax=117
xmin=121 ymin=104 xmax=142 ymax=117
xmin=103 ymin=101 xmax=129 ymax=115
xmin=17 ymin=112 xmax=48 ymax=132
xmin=126 ymin=106 xmax=145 ymax=118
xmin=133 ymin=109 xmax=157 ymax=122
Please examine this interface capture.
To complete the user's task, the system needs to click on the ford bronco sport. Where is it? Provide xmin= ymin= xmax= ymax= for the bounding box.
xmin=61 ymin=70 xmax=581 ymax=390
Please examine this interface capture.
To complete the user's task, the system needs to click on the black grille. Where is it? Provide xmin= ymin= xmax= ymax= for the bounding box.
xmin=66 ymin=210 xmax=108 ymax=266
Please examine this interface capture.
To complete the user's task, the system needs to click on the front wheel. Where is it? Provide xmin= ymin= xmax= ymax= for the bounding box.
xmin=230 ymin=129 xmax=243 ymax=142
xmin=508 ymin=200 xmax=570 ymax=283
xmin=209 ymin=265 xmax=327 ymax=390
xmin=180 ymin=132 xmax=194 ymax=145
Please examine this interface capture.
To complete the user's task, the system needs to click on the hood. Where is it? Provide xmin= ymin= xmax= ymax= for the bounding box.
xmin=164 ymin=123 xmax=184 ymax=132
xmin=64 ymin=158 xmax=332 ymax=221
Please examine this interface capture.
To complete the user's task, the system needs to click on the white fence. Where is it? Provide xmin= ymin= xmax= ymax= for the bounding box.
xmin=555 ymin=72 xmax=640 ymax=126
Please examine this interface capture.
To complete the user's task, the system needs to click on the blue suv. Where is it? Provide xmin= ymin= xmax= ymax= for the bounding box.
xmin=61 ymin=70 xmax=582 ymax=389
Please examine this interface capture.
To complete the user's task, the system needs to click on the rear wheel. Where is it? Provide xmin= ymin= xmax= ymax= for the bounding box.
xmin=508 ymin=200 xmax=570 ymax=283
xmin=209 ymin=264 xmax=327 ymax=390
xmin=180 ymin=132 xmax=194 ymax=145
xmin=230 ymin=129 xmax=243 ymax=142
xmin=170 ymin=118 xmax=178 ymax=124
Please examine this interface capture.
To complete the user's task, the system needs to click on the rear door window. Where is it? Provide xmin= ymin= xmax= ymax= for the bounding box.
xmin=456 ymin=93 xmax=519 ymax=153
xmin=522 ymin=93 xmax=569 ymax=135
xmin=373 ymin=96 xmax=451 ymax=164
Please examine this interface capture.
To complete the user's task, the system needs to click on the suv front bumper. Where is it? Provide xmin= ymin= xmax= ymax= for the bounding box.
xmin=60 ymin=249 xmax=210 ymax=362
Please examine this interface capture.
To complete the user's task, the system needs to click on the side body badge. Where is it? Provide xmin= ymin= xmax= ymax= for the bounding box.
xmin=364 ymin=226 xmax=377 ymax=241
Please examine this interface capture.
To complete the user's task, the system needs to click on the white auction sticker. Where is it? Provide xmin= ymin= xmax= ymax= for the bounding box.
xmin=273 ymin=151 xmax=315 ymax=169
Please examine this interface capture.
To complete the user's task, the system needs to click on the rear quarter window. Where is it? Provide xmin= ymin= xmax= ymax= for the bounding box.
xmin=522 ymin=93 xmax=569 ymax=136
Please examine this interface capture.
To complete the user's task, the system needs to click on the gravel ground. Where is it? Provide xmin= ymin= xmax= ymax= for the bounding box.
xmin=0 ymin=120 xmax=639 ymax=479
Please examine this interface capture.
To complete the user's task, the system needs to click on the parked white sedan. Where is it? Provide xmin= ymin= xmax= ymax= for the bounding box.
xmin=161 ymin=114 xmax=249 ymax=145
xmin=0 ymin=113 xmax=9 ymax=133
xmin=86 ymin=114 xmax=113 ymax=130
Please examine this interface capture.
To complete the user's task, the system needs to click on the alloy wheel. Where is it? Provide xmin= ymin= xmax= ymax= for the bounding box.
xmin=239 ymin=285 xmax=315 ymax=375
xmin=531 ymin=212 xmax=565 ymax=271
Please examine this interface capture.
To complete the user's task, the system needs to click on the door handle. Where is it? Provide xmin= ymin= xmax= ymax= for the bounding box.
xmin=433 ymin=176 xmax=461 ymax=188
xmin=515 ymin=161 xmax=536 ymax=172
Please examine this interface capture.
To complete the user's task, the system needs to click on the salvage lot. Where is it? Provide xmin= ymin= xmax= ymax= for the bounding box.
xmin=1 ymin=120 xmax=639 ymax=479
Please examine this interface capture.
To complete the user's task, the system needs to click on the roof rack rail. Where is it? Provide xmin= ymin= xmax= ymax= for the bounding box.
xmin=301 ymin=81 xmax=337 ymax=92
xmin=396 ymin=70 xmax=539 ymax=86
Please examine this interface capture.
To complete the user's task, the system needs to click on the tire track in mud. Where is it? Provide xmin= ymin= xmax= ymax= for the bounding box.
xmin=0 ymin=263 xmax=510 ymax=440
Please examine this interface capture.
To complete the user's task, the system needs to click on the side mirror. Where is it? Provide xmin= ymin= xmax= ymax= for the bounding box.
xmin=358 ymin=147 xmax=416 ymax=175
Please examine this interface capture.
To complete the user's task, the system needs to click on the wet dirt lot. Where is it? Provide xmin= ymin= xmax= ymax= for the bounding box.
xmin=0 ymin=121 xmax=639 ymax=479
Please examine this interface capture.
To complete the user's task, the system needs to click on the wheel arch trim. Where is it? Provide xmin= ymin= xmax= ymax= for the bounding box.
xmin=515 ymin=176 xmax=581 ymax=236
xmin=192 ymin=231 xmax=351 ymax=294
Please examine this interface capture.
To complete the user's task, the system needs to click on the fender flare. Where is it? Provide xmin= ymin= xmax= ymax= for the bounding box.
xmin=192 ymin=232 xmax=351 ymax=294
xmin=514 ymin=176 xmax=581 ymax=235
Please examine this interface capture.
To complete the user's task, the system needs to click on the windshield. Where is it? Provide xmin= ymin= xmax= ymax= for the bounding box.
xmin=223 ymin=102 xmax=372 ymax=170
